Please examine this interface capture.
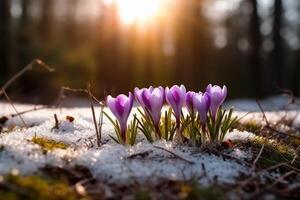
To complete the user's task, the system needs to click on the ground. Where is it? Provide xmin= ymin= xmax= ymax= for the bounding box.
xmin=0 ymin=97 xmax=299 ymax=199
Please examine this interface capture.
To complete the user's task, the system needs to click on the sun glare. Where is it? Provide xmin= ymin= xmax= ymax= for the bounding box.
xmin=111 ymin=0 xmax=163 ymax=25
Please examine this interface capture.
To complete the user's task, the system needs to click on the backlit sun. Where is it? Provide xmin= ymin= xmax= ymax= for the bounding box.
xmin=105 ymin=0 xmax=164 ymax=25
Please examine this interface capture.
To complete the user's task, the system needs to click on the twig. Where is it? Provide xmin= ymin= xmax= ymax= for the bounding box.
xmin=209 ymin=148 xmax=250 ymax=166
xmin=256 ymin=99 xmax=300 ymax=139
xmin=98 ymin=104 xmax=104 ymax=145
xmin=256 ymin=99 xmax=269 ymax=126
xmin=61 ymin=86 xmax=104 ymax=106
xmin=2 ymin=89 xmax=27 ymax=128
xmin=0 ymin=59 xmax=54 ymax=96
xmin=252 ymin=144 xmax=265 ymax=169
xmin=236 ymin=111 xmax=255 ymax=121
xmin=52 ymin=114 xmax=59 ymax=131
xmin=153 ymin=145 xmax=194 ymax=164
xmin=245 ymin=170 xmax=295 ymax=200
xmin=10 ymin=105 xmax=47 ymax=118
xmin=231 ymin=162 xmax=287 ymax=195
xmin=291 ymin=146 xmax=300 ymax=165
xmin=87 ymin=84 xmax=101 ymax=147
xmin=127 ymin=150 xmax=153 ymax=159
xmin=283 ymin=163 xmax=300 ymax=173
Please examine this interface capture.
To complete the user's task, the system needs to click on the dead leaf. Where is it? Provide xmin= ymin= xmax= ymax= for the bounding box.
xmin=66 ymin=116 xmax=75 ymax=122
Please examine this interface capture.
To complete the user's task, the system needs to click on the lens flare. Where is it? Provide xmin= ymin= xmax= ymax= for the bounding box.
xmin=114 ymin=0 xmax=162 ymax=25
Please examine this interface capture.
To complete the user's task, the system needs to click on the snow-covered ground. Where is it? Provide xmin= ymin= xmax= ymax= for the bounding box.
xmin=0 ymin=98 xmax=299 ymax=187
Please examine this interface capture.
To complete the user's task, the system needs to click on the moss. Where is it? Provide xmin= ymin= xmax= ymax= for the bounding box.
xmin=289 ymin=136 xmax=300 ymax=146
xmin=233 ymin=120 xmax=262 ymax=133
xmin=179 ymin=181 xmax=225 ymax=200
xmin=247 ymin=137 xmax=300 ymax=169
xmin=134 ymin=189 xmax=152 ymax=200
xmin=0 ymin=174 xmax=81 ymax=200
xmin=31 ymin=137 xmax=69 ymax=153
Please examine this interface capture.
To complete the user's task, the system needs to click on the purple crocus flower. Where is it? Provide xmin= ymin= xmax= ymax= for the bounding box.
xmin=193 ymin=92 xmax=211 ymax=124
xmin=185 ymin=91 xmax=196 ymax=114
xmin=165 ymin=85 xmax=186 ymax=124
xmin=107 ymin=92 xmax=133 ymax=142
xmin=206 ymin=84 xmax=227 ymax=120
xmin=134 ymin=86 xmax=165 ymax=133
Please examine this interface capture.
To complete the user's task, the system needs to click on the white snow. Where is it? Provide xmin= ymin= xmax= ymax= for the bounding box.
xmin=0 ymin=100 xmax=299 ymax=186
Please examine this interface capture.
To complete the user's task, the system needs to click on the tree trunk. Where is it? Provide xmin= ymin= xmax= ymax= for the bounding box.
xmin=271 ymin=0 xmax=284 ymax=93
xmin=39 ymin=0 xmax=54 ymax=40
xmin=248 ymin=0 xmax=265 ymax=97
xmin=0 ymin=0 xmax=10 ymax=82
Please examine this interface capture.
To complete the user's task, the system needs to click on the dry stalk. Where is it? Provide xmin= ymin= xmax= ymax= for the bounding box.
xmin=52 ymin=114 xmax=59 ymax=130
xmin=2 ymin=89 xmax=27 ymax=128
xmin=87 ymin=84 xmax=101 ymax=147
xmin=0 ymin=59 xmax=54 ymax=96
xmin=153 ymin=145 xmax=194 ymax=164
xmin=252 ymin=144 xmax=265 ymax=170
xmin=244 ymin=170 xmax=295 ymax=200
xmin=61 ymin=85 xmax=103 ymax=147
xmin=0 ymin=59 xmax=54 ymax=129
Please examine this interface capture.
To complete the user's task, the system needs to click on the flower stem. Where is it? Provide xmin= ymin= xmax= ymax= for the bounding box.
xmin=155 ymin=125 xmax=161 ymax=140
xmin=121 ymin=127 xmax=126 ymax=144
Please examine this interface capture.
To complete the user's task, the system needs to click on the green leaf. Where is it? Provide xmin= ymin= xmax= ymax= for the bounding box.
xmin=109 ymin=135 xmax=120 ymax=144
xmin=164 ymin=110 xmax=168 ymax=140
xmin=103 ymin=111 xmax=117 ymax=127
xmin=136 ymin=116 xmax=154 ymax=143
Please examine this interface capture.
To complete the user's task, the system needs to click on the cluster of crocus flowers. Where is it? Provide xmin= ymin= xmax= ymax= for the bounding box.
xmin=105 ymin=84 xmax=235 ymax=145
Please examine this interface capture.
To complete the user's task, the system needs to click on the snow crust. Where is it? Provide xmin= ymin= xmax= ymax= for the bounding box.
xmin=0 ymin=100 xmax=299 ymax=186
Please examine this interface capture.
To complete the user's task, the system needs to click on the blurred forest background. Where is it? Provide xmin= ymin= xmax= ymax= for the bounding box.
xmin=0 ymin=0 xmax=299 ymax=104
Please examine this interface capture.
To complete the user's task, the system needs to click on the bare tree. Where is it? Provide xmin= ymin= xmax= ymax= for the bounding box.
xmin=248 ymin=0 xmax=264 ymax=97
xmin=39 ymin=0 xmax=54 ymax=39
xmin=271 ymin=0 xmax=284 ymax=91
xmin=0 ymin=0 xmax=10 ymax=82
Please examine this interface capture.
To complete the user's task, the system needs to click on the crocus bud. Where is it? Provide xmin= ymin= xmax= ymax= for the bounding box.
xmin=193 ymin=92 xmax=211 ymax=124
xmin=107 ymin=92 xmax=133 ymax=142
xmin=185 ymin=91 xmax=196 ymax=114
xmin=165 ymin=85 xmax=186 ymax=124
xmin=206 ymin=84 xmax=227 ymax=120
xmin=134 ymin=86 xmax=164 ymax=130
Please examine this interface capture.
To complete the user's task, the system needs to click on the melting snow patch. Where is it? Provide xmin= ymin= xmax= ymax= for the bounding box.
xmin=6 ymin=102 xmax=297 ymax=186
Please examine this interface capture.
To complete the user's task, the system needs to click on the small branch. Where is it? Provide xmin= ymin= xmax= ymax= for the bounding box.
xmin=231 ymin=162 xmax=287 ymax=193
xmin=127 ymin=150 xmax=153 ymax=159
xmin=51 ymin=114 xmax=59 ymax=131
xmin=245 ymin=170 xmax=295 ymax=200
xmin=291 ymin=146 xmax=300 ymax=165
xmin=2 ymin=89 xmax=27 ymax=128
xmin=98 ymin=104 xmax=104 ymax=145
xmin=256 ymin=99 xmax=270 ymax=126
xmin=87 ymin=84 xmax=101 ymax=147
xmin=153 ymin=145 xmax=194 ymax=164
xmin=252 ymin=144 xmax=265 ymax=170
xmin=0 ymin=59 xmax=54 ymax=96
xmin=210 ymin=149 xmax=249 ymax=166
xmin=10 ymin=105 xmax=47 ymax=118
xmin=61 ymin=86 xmax=104 ymax=106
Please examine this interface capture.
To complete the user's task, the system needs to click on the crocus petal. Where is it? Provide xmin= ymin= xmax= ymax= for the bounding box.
xmin=107 ymin=95 xmax=123 ymax=123
xmin=122 ymin=92 xmax=133 ymax=126
xmin=185 ymin=91 xmax=196 ymax=113
xmin=149 ymin=87 xmax=164 ymax=125
xmin=134 ymin=86 xmax=164 ymax=128
xmin=134 ymin=87 xmax=144 ymax=107
xmin=206 ymin=84 xmax=227 ymax=119
xmin=106 ymin=93 xmax=133 ymax=137
xmin=166 ymin=85 xmax=186 ymax=121
xmin=193 ymin=92 xmax=210 ymax=124
xmin=141 ymin=89 xmax=152 ymax=111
